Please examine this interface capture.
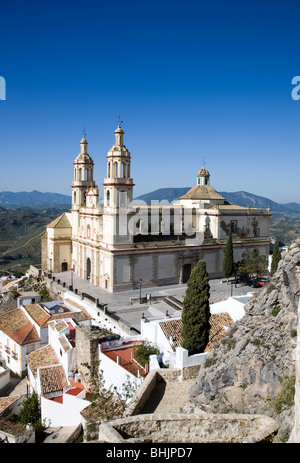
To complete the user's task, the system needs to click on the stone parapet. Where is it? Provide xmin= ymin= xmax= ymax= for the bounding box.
xmin=98 ymin=412 xmax=278 ymax=443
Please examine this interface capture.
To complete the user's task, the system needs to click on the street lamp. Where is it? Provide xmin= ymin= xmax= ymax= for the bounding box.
xmin=139 ymin=278 xmax=142 ymax=304
xmin=71 ymin=266 xmax=74 ymax=290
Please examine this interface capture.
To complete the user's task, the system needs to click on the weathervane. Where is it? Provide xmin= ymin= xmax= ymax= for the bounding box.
xmin=82 ymin=126 xmax=87 ymax=137
xmin=117 ymin=115 xmax=123 ymax=126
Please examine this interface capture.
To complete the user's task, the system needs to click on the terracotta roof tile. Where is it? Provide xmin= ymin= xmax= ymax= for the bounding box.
xmin=180 ymin=185 xmax=225 ymax=201
xmin=159 ymin=318 xmax=182 ymax=351
xmin=0 ymin=309 xmax=40 ymax=345
xmin=205 ymin=313 xmax=234 ymax=351
xmin=23 ymin=303 xmax=51 ymax=327
xmin=27 ymin=345 xmax=60 ymax=378
xmin=159 ymin=313 xmax=234 ymax=352
xmin=0 ymin=396 xmax=22 ymax=414
xmin=39 ymin=364 xmax=69 ymax=395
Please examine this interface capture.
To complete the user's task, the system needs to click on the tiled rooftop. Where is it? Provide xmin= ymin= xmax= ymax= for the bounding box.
xmin=159 ymin=318 xmax=182 ymax=350
xmin=39 ymin=364 xmax=69 ymax=395
xmin=0 ymin=396 xmax=22 ymax=414
xmin=102 ymin=341 xmax=146 ymax=378
xmin=159 ymin=312 xmax=234 ymax=352
xmin=0 ymin=309 xmax=40 ymax=345
xmin=205 ymin=312 xmax=234 ymax=351
xmin=0 ymin=419 xmax=28 ymax=437
xmin=23 ymin=303 xmax=51 ymax=327
xmin=80 ymin=392 xmax=123 ymax=422
xmin=27 ymin=344 xmax=60 ymax=378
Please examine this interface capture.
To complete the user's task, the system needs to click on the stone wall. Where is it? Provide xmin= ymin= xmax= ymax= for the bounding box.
xmin=75 ymin=325 xmax=110 ymax=392
xmin=98 ymin=412 xmax=278 ymax=443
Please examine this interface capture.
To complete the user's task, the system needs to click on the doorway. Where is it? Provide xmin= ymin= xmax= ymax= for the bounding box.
xmin=182 ymin=263 xmax=192 ymax=283
xmin=61 ymin=262 xmax=68 ymax=272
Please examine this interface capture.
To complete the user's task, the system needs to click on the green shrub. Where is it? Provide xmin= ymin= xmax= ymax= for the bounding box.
xmin=266 ymin=375 xmax=295 ymax=414
xmin=291 ymin=329 xmax=297 ymax=338
xmin=133 ymin=340 xmax=160 ymax=367
xmin=271 ymin=306 xmax=281 ymax=317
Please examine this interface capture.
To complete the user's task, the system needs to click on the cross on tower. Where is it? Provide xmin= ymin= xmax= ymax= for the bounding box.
xmin=82 ymin=126 xmax=87 ymax=137
xmin=117 ymin=115 xmax=123 ymax=126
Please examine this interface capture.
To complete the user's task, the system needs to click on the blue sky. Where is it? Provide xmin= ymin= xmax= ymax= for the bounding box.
xmin=1 ymin=0 xmax=300 ymax=203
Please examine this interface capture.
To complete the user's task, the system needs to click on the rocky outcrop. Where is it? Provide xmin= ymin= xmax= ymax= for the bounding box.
xmin=185 ymin=240 xmax=300 ymax=442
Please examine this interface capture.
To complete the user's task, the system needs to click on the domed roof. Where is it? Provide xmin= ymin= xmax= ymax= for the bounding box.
xmin=115 ymin=123 xmax=124 ymax=133
xmin=197 ymin=167 xmax=210 ymax=177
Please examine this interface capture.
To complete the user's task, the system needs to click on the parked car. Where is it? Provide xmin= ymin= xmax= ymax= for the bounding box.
xmin=258 ymin=278 xmax=269 ymax=286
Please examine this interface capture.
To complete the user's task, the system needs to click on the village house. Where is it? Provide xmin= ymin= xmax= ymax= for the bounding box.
xmin=26 ymin=336 xmax=90 ymax=427
xmin=0 ymin=299 xmax=92 ymax=377
xmin=99 ymin=336 xmax=146 ymax=401
xmin=140 ymin=293 xmax=251 ymax=370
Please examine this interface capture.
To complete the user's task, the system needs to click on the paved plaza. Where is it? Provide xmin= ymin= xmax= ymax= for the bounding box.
xmin=51 ymin=271 xmax=260 ymax=333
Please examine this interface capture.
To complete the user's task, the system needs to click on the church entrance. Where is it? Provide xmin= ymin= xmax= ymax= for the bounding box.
xmin=86 ymin=258 xmax=91 ymax=280
xmin=182 ymin=264 xmax=192 ymax=283
xmin=61 ymin=262 xmax=68 ymax=272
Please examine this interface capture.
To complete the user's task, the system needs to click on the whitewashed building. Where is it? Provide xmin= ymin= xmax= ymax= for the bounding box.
xmin=99 ymin=336 xmax=144 ymax=402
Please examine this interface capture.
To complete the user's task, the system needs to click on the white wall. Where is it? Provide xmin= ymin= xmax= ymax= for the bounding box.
xmin=41 ymin=393 xmax=90 ymax=427
xmin=99 ymin=348 xmax=141 ymax=401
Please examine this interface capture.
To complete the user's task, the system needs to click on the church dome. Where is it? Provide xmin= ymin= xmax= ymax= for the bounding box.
xmin=197 ymin=167 xmax=210 ymax=177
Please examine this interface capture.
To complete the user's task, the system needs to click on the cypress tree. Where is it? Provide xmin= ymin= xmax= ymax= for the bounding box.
xmin=271 ymin=241 xmax=281 ymax=276
xmin=223 ymin=230 xmax=234 ymax=280
xmin=181 ymin=259 xmax=210 ymax=355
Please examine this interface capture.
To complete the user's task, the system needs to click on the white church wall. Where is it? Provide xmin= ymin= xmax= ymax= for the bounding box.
xmin=157 ymin=254 xmax=176 ymax=279
xmin=115 ymin=257 xmax=131 ymax=284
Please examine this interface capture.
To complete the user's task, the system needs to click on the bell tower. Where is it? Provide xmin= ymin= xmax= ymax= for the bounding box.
xmin=71 ymin=135 xmax=95 ymax=210
xmin=102 ymin=124 xmax=135 ymax=248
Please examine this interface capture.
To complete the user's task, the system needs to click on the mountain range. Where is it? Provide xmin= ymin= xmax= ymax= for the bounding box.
xmin=0 ymin=190 xmax=71 ymax=209
xmin=135 ymin=188 xmax=300 ymax=220
xmin=0 ymin=188 xmax=300 ymax=221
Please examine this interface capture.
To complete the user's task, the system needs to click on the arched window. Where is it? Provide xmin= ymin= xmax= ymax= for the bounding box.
xmin=87 ymin=224 xmax=91 ymax=239
xmin=106 ymin=190 xmax=110 ymax=207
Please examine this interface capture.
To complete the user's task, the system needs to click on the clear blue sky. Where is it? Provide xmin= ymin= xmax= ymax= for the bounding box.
xmin=1 ymin=0 xmax=300 ymax=203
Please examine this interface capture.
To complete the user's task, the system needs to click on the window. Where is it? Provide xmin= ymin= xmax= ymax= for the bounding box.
xmin=230 ymin=221 xmax=237 ymax=233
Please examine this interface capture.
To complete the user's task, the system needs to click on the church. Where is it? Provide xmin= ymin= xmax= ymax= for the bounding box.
xmin=41 ymin=124 xmax=271 ymax=292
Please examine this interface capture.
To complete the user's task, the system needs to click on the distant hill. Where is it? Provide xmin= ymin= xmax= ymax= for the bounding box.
xmin=0 ymin=190 xmax=71 ymax=209
xmin=135 ymin=188 xmax=300 ymax=220
xmin=0 ymin=206 xmax=70 ymax=273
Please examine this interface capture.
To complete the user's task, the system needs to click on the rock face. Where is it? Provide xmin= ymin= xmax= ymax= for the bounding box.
xmin=185 ymin=240 xmax=300 ymax=442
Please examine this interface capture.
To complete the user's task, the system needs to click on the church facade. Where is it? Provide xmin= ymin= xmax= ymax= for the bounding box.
xmin=41 ymin=124 xmax=271 ymax=292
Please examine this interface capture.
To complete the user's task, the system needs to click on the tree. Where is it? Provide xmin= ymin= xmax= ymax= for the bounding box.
xmin=223 ymin=231 xmax=234 ymax=281
xmin=181 ymin=259 xmax=210 ymax=355
xmin=18 ymin=392 xmax=43 ymax=432
xmin=133 ymin=340 xmax=159 ymax=368
xmin=238 ymin=249 xmax=268 ymax=278
xmin=271 ymin=242 xmax=281 ymax=276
